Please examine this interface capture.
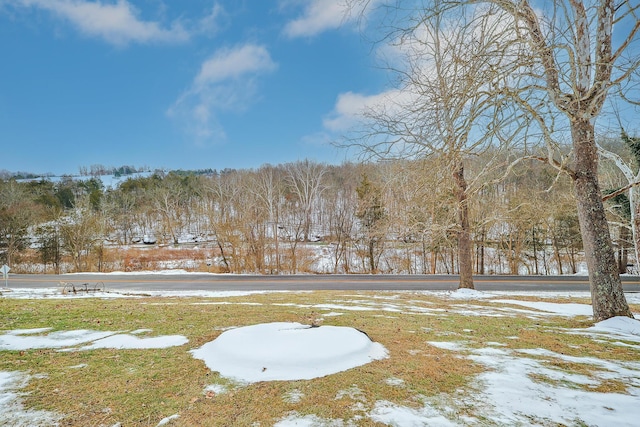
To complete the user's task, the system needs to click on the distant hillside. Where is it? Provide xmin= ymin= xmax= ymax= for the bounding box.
xmin=3 ymin=165 xmax=220 ymax=189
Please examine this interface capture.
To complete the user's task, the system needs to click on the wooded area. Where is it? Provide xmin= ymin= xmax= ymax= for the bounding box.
xmin=0 ymin=141 xmax=635 ymax=277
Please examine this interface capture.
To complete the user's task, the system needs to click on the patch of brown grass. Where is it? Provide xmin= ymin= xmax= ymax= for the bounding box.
xmin=528 ymin=360 xmax=631 ymax=395
xmin=1 ymin=291 xmax=639 ymax=426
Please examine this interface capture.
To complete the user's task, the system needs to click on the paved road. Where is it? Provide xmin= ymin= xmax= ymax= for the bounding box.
xmin=6 ymin=273 xmax=640 ymax=293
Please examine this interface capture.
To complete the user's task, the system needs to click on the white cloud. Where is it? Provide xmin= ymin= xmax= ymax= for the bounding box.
xmin=195 ymin=44 xmax=277 ymax=86
xmin=282 ymin=0 xmax=385 ymax=38
xmin=168 ymin=44 xmax=277 ymax=145
xmin=14 ymin=0 xmax=189 ymax=45
xmin=323 ymin=89 xmax=406 ymax=132
xmin=322 ymin=5 xmax=517 ymax=136
xmin=197 ymin=2 xmax=226 ymax=36
xmin=283 ymin=0 xmax=349 ymax=38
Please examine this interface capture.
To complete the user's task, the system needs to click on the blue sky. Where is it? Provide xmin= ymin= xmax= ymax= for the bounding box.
xmin=2 ymin=1 xmax=637 ymax=177
xmin=0 ymin=0 xmax=387 ymax=175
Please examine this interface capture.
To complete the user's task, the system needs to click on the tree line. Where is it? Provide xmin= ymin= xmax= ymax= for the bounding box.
xmin=0 ymin=141 xmax=635 ymax=276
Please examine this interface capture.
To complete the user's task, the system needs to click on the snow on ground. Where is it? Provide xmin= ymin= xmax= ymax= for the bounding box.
xmin=66 ymin=269 xmax=204 ymax=275
xmin=156 ymin=413 xmax=180 ymax=426
xmin=445 ymin=288 xmax=494 ymax=300
xmin=0 ymin=286 xmax=281 ymax=300
xmin=589 ymin=316 xmax=640 ymax=341
xmin=0 ymin=371 xmax=62 ymax=427
xmin=1 ymin=287 xmax=130 ymax=299
xmin=370 ymin=400 xmax=459 ymax=427
xmin=78 ymin=333 xmax=188 ymax=350
xmin=191 ymin=322 xmax=388 ymax=383
xmin=274 ymin=413 xmax=347 ymax=427
xmin=2 ymin=284 xmax=640 ymax=426
xmin=463 ymin=344 xmax=640 ymax=426
xmin=0 ymin=328 xmax=188 ymax=351
xmin=492 ymin=299 xmax=594 ymax=316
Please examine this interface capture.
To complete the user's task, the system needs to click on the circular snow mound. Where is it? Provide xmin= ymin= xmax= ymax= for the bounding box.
xmin=191 ymin=322 xmax=388 ymax=383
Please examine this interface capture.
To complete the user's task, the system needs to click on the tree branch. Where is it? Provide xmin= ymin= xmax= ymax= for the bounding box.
xmin=602 ymin=181 xmax=640 ymax=202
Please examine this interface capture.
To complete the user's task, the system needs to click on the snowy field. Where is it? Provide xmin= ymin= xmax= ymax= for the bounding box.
xmin=1 ymin=283 xmax=640 ymax=426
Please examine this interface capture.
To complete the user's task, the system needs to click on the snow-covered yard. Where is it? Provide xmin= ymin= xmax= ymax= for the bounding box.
xmin=1 ymin=283 xmax=639 ymax=426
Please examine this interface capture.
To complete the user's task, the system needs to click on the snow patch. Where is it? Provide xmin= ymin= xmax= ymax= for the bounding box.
xmin=0 ymin=371 xmax=62 ymax=426
xmin=204 ymin=383 xmax=228 ymax=394
xmin=0 ymin=329 xmax=187 ymax=351
xmin=1 ymin=287 xmax=280 ymax=300
xmin=589 ymin=316 xmax=640 ymax=342
xmin=191 ymin=322 xmax=388 ymax=383
xmin=447 ymin=288 xmax=494 ymax=300
xmin=427 ymin=341 xmax=467 ymax=352
xmin=369 ymin=400 xmax=457 ymax=426
xmin=468 ymin=347 xmax=640 ymax=426
xmin=274 ymin=412 xmax=347 ymax=426
xmin=493 ymin=299 xmax=593 ymax=317
xmin=0 ymin=329 xmax=115 ymax=351
xmin=283 ymin=389 xmax=304 ymax=403
xmin=79 ymin=334 xmax=188 ymax=350
xmin=156 ymin=413 xmax=180 ymax=426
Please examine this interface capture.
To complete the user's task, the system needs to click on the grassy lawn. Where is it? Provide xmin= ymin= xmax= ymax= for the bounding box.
xmin=1 ymin=291 xmax=639 ymax=426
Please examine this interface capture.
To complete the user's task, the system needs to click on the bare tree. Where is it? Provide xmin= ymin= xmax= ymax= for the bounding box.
xmin=0 ymin=181 xmax=38 ymax=266
xmin=284 ymin=160 xmax=327 ymax=242
xmin=150 ymin=175 xmax=189 ymax=245
xmin=204 ymin=171 xmax=243 ymax=273
xmin=347 ymin=2 xmax=519 ymax=288
xmin=352 ymin=0 xmax=637 ymax=320
xmin=59 ymin=197 xmax=101 ymax=272
xmin=324 ymin=164 xmax=359 ymax=273
xmin=326 ymin=189 xmax=357 ymax=273
xmin=249 ymin=165 xmax=285 ymax=273
xmin=479 ymin=0 xmax=636 ymax=320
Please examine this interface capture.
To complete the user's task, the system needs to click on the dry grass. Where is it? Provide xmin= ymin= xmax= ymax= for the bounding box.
xmin=121 ymin=247 xmax=210 ymax=272
xmin=1 ymin=292 xmax=639 ymax=426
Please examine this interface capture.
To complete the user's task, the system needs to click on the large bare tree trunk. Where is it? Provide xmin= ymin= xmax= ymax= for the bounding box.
xmin=572 ymin=119 xmax=632 ymax=321
xmin=453 ymin=161 xmax=474 ymax=289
